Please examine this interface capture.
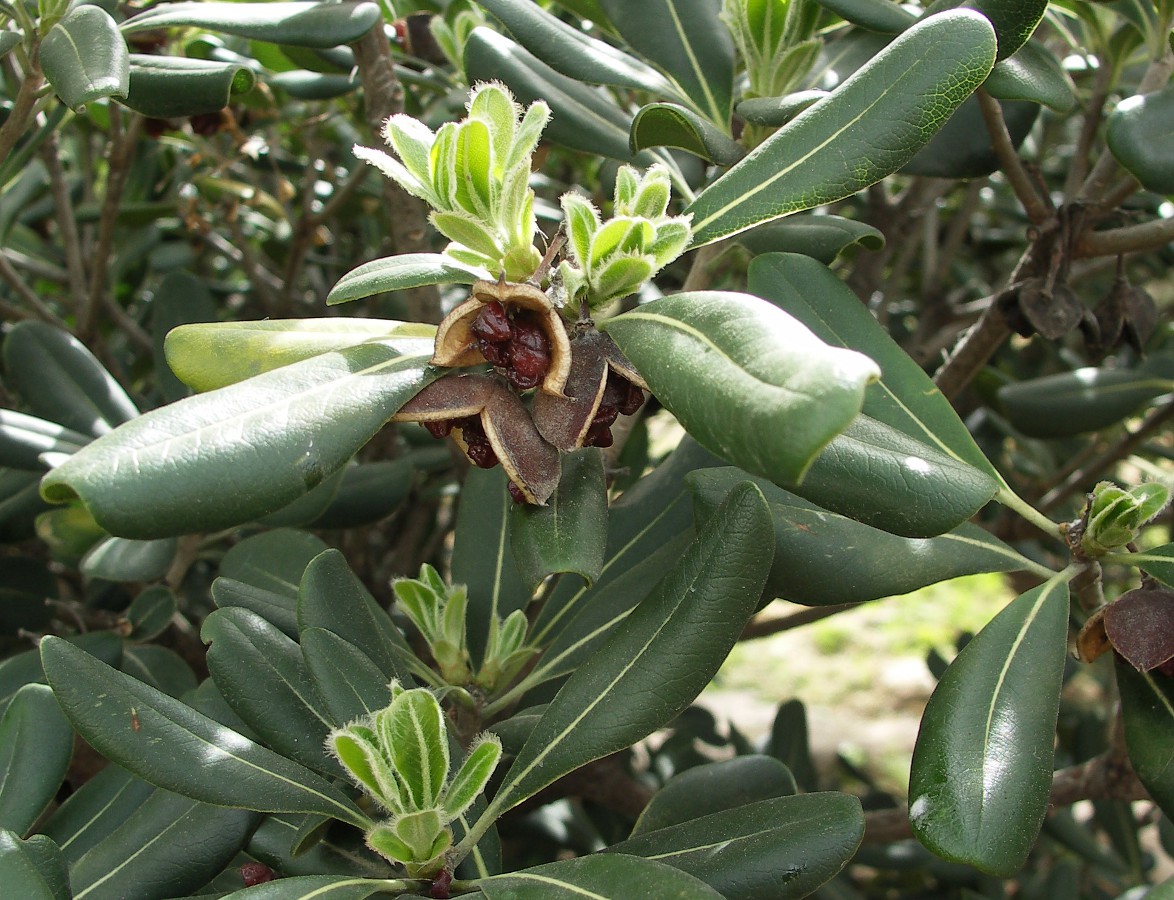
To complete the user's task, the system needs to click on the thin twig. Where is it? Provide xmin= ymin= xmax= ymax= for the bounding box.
xmin=741 ymin=603 xmax=859 ymax=640
xmin=976 ymin=89 xmax=1051 ymax=224
xmin=680 ymin=240 xmax=728 ymax=292
xmin=0 ymin=57 xmax=44 ymax=166
xmin=0 ymin=252 xmax=71 ymax=327
xmin=1077 ymin=216 xmax=1174 ymax=258
xmin=39 ymin=131 xmax=89 ymax=311
xmin=931 ymin=286 xmax=1015 ymax=400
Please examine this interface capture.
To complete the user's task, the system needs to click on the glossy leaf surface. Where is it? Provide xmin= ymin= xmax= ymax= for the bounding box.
xmin=298 ymin=549 xmax=415 ymax=686
xmin=215 ymin=876 xmax=400 ymax=898
xmin=40 ymin=6 xmax=129 ymax=109
xmin=80 ymin=536 xmax=176 ymax=583
xmin=121 ymin=2 xmax=381 ymax=48
xmin=748 ymin=253 xmax=998 ymax=477
xmin=737 ymin=216 xmax=884 ymax=264
xmin=41 ymin=765 xmax=154 ymax=864
xmin=909 ymin=577 xmax=1070 ymax=875
xmin=327 ymin=254 xmax=490 ymax=305
xmin=630 ymin=102 xmax=745 ymax=165
xmin=632 ymin=755 xmax=796 ymax=836
xmin=40 ymin=638 xmax=370 ymax=827
xmin=477 ymin=0 xmax=676 ymax=96
xmin=602 ymin=291 xmax=879 ymax=484
xmin=203 ymin=607 xmax=335 ymax=772
xmin=685 ymin=11 xmax=996 ymax=245
xmin=1107 ymin=85 xmax=1174 ymax=195
xmin=0 ymin=411 xmax=89 ymax=472
xmin=599 ymin=0 xmax=734 ymax=127
xmin=690 ymin=468 xmax=1028 ymax=605
xmin=1117 ymin=662 xmax=1174 ymax=817
xmin=611 ymin=792 xmax=864 ymax=898
xmin=0 ymin=684 xmax=73 ymax=836
xmin=41 ymin=345 xmax=433 ymax=538
xmin=3 ymin=322 xmax=138 ymax=438
xmin=123 ymin=55 xmax=255 ymax=118
xmin=924 ymin=0 xmax=1047 ymax=60
xmin=814 ymin=0 xmax=916 ymax=32
xmin=67 ymin=789 xmax=258 ymax=900
xmin=985 ymin=41 xmax=1075 ymax=111
xmin=301 ymin=628 xmax=392 ymax=725
xmin=479 ymin=853 xmax=724 ymax=899
xmin=488 ymin=482 xmax=771 ymax=815
xmin=509 ymin=449 xmax=607 ymax=590
xmin=0 ymin=831 xmax=69 ymax=900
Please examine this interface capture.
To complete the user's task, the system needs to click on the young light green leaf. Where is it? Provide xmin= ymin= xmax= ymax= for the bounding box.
xmin=40 ymin=346 xmax=434 ymax=539
xmin=685 ymin=10 xmax=996 ymax=245
xmin=479 ymin=482 xmax=772 ymax=823
xmin=385 ymin=690 xmax=449 ymax=810
xmin=444 ymin=739 xmax=502 ymax=821
xmin=909 ymin=575 xmax=1071 ymax=875
xmin=40 ymin=637 xmax=371 ymax=828
xmin=602 ymin=291 xmax=880 ymax=484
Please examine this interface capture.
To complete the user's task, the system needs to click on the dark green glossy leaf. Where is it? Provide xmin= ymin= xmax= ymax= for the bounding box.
xmin=924 ymin=0 xmax=1047 ymax=60
xmin=610 ymin=792 xmax=864 ymax=898
xmin=327 ymin=254 xmax=489 ymax=305
xmin=221 ymin=529 xmax=329 ymax=600
xmin=748 ymin=253 xmax=998 ymax=478
xmin=3 ymin=322 xmax=138 ymax=438
xmin=0 ymin=684 xmax=73 ymax=836
xmin=814 ymin=0 xmax=916 ymax=32
xmin=40 ymin=345 xmax=434 ymax=539
xmin=998 ymin=360 xmax=1174 ymax=438
xmin=689 ymin=468 xmax=1030 ymax=605
xmin=40 ymin=6 xmax=129 ymax=109
xmin=477 ymin=0 xmax=676 ymax=96
xmin=487 ymin=482 xmax=771 ymax=815
xmin=0 ymin=411 xmax=89 ymax=472
xmin=203 ymin=607 xmax=336 ymax=774
xmin=630 ymin=102 xmax=745 ymax=165
xmin=212 ymin=577 xmax=300 ymax=640
xmin=41 ymin=765 xmax=154 ymax=864
xmin=247 ymin=813 xmax=389 ymax=878
xmin=40 ymin=637 xmax=370 ymax=827
xmin=0 ymin=632 xmax=122 ymax=718
xmin=0 ymin=32 xmax=21 ymax=60
xmin=1107 ymin=84 xmax=1174 ymax=195
xmin=767 ymin=700 xmax=818 ymax=791
xmin=633 ymin=756 xmax=796 ymax=836
xmin=308 ymin=459 xmax=415 ymax=529
xmin=736 ymin=91 xmax=827 ymax=128
xmin=1117 ymin=662 xmax=1174 ymax=818
xmin=269 ymin=70 xmax=357 ymax=100
xmin=685 ymin=10 xmax=996 ymax=245
xmin=122 ymin=54 xmax=255 ymax=118
xmin=0 ymin=471 xmax=48 ymax=543
xmin=67 ymin=789 xmax=258 ymax=900
xmin=298 ymin=548 xmax=416 ymax=686
xmin=510 ymin=449 xmax=607 ymax=591
xmin=602 ymin=291 xmax=879 ymax=484
xmin=1130 ymin=543 xmax=1174 ymax=589
xmin=152 ymin=270 xmax=218 ymax=402
xmin=902 ymin=96 xmax=1039 ymax=179
xmin=464 ymin=27 xmax=650 ymax=164
xmin=736 ymin=215 xmax=883 ymax=264
xmin=480 ymin=853 xmax=724 ymax=899
xmin=909 ymin=577 xmax=1070 ymax=875
xmin=120 ymin=645 xmax=197 ymax=699
xmin=985 ymin=41 xmax=1075 ymax=112
xmin=80 ymin=535 xmax=177 ymax=582
xmin=454 ymin=467 xmax=532 ymax=666
xmin=217 ymin=875 xmax=411 ymax=898
xmin=0 ymin=831 xmax=69 ymax=900
xmin=121 ymin=2 xmax=381 ymax=48
xmin=301 ymin=628 xmax=393 ymax=725
xmin=258 ymin=468 xmax=348 ymax=529
xmin=599 ymin=0 xmax=734 ymax=127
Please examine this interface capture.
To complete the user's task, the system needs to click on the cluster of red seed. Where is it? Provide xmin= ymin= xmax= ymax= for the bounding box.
xmin=470 ymin=301 xmax=552 ymax=390
xmin=424 ymin=417 xmax=498 ymax=469
xmin=584 ymin=371 xmax=645 ymax=448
